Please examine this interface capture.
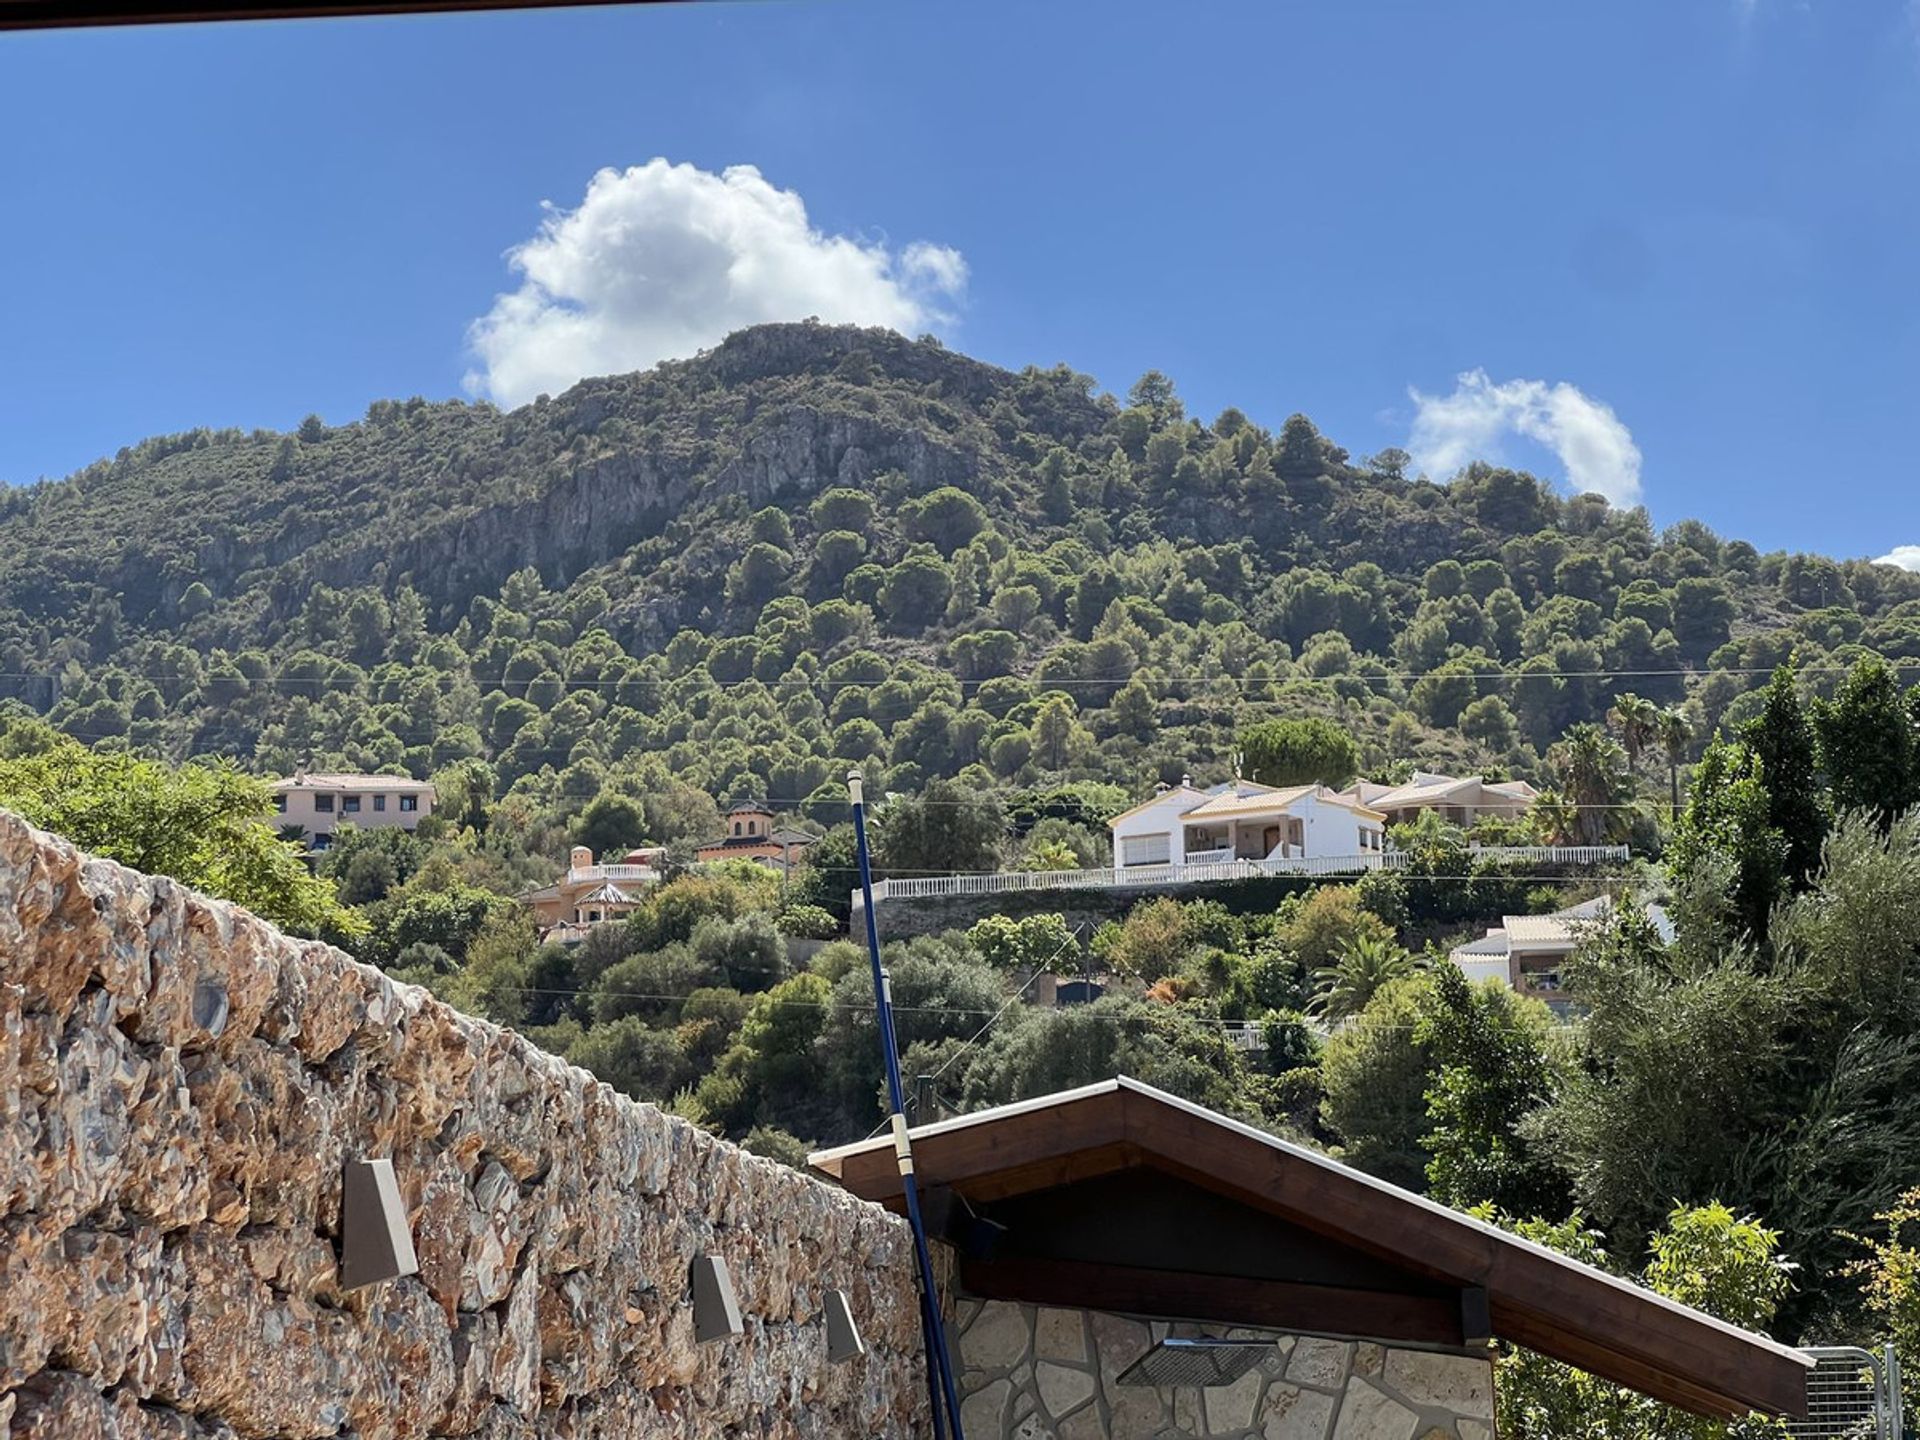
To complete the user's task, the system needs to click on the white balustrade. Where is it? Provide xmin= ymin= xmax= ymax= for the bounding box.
xmin=851 ymin=844 xmax=1628 ymax=911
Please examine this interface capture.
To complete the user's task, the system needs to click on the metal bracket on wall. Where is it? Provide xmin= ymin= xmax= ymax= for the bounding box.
xmin=826 ymin=1289 xmax=866 ymax=1364
xmin=340 ymin=1158 xmax=420 ymax=1290
xmin=693 ymin=1254 xmax=744 ymax=1344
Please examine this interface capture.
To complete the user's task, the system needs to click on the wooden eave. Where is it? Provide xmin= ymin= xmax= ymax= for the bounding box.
xmin=809 ymin=1078 xmax=1811 ymax=1421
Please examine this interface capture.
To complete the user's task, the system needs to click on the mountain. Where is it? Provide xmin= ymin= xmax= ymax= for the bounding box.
xmin=3 ymin=320 xmax=1917 ymax=825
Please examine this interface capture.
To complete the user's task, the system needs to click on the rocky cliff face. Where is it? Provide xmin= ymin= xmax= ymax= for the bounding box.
xmin=0 ymin=808 xmax=928 ymax=1439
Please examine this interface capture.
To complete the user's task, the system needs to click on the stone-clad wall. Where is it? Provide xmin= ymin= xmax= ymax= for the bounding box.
xmin=0 ymin=811 xmax=928 ymax=1439
xmin=952 ymin=1300 xmax=1496 ymax=1440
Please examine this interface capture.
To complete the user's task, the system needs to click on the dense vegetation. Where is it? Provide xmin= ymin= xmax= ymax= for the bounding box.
xmin=6 ymin=322 xmax=1918 ymax=827
xmin=10 ymin=322 xmax=1920 ymax=1432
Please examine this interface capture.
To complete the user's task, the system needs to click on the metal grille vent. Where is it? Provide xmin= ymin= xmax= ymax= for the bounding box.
xmin=1782 ymin=1346 xmax=1899 ymax=1440
xmin=1115 ymin=1338 xmax=1273 ymax=1389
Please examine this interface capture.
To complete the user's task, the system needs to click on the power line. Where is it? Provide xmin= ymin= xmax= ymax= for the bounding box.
xmin=924 ymin=928 xmax=1086 ymax=1083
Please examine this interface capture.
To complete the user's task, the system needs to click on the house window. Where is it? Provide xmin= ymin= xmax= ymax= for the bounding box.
xmin=588 ymin=910 xmax=601 ymax=923
xmin=1121 ymin=832 xmax=1172 ymax=866
xmin=732 ymin=821 xmax=741 ymax=836
xmin=274 ymin=795 xmax=286 ymax=813
xmin=398 ymin=795 xmax=418 ymax=813
xmin=314 ymin=794 xmax=335 ymax=814
xmin=342 ymin=796 xmax=361 ymax=813
xmin=372 ymin=795 xmax=387 ymax=812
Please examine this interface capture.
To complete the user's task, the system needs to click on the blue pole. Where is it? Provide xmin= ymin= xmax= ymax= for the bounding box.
xmin=850 ymin=772 xmax=966 ymax=1440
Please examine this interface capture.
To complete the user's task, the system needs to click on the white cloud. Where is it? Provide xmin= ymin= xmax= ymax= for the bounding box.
xmin=466 ymin=160 xmax=968 ymax=406
xmin=1874 ymin=545 xmax=1920 ymax=571
xmin=1407 ymin=369 xmax=1644 ymax=507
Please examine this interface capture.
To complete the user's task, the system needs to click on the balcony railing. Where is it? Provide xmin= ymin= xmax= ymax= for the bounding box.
xmin=567 ymin=863 xmax=662 ymax=886
xmin=852 ymin=844 xmax=1628 ymax=911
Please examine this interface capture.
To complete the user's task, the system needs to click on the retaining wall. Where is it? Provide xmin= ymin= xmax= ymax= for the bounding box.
xmin=0 ymin=810 xmax=928 ymax=1439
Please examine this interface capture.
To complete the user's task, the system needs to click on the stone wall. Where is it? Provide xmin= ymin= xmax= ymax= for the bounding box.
xmin=951 ymin=1300 xmax=1496 ymax=1440
xmin=0 ymin=810 xmax=928 ymax=1439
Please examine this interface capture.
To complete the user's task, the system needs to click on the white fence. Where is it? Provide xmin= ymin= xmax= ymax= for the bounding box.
xmin=853 ymin=845 xmax=1629 ymax=911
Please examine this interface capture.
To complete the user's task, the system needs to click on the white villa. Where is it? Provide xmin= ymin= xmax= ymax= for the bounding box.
xmin=1337 ymin=771 xmax=1538 ymax=828
xmin=1109 ymin=778 xmax=1388 ymax=877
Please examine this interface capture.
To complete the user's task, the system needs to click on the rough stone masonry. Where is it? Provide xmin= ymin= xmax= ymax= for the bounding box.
xmin=0 ymin=809 xmax=930 ymax=1439
xmin=950 ymin=1301 xmax=1496 ymax=1440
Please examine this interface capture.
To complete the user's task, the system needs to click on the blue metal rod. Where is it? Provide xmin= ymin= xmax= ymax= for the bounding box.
xmin=850 ymin=772 xmax=966 ymax=1440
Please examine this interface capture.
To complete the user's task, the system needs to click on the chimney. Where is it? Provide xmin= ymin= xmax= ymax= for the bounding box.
xmin=570 ymin=844 xmax=593 ymax=871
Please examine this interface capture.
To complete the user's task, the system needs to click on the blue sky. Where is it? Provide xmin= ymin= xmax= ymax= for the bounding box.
xmin=2 ymin=0 xmax=1918 ymax=561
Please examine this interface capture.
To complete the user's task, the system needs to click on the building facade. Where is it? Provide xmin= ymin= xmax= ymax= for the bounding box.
xmin=1109 ymin=779 xmax=1387 ymax=877
xmin=271 ymin=771 xmax=436 ymax=851
xmin=522 ymin=843 xmax=666 ymax=942
xmin=696 ymin=800 xmax=818 ymax=875
xmin=1449 ymin=895 xmax=1674 ymax=1010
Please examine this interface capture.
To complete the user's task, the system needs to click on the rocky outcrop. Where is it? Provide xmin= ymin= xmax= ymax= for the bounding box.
xmin=0 ymin=809 xmax=928 ymax=1438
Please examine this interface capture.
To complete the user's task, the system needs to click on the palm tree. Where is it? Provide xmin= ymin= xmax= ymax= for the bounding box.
xmin=1549 ymin=722 xmax=1630 ymax=847
xmin=1020 ymin=838 xmax=1080 ymax=873
xmin=1608 ymin=692 xmax=1660 ymax=774
xmin=1310 ymin=933 xmax=1420 ymax=1023
xmin=1656 ymin=706 xmax=1693 ymax=819
xmin=1529 ymin=789 xmax=1579 ymax=847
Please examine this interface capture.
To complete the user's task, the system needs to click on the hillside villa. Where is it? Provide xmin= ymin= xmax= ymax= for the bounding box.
xmin=523 ymin=843 xmax=667 ymax=944
xmin=523 ymin=800 xmax=817 ymax=944
xmin=1449 ymin=894 xmax=1673 ymax=1010
xmin=1337 ymin=770 xmax=1538 ymax=828
xmin=272 ymin=771 xmax=436 ymax=852
xmin=1109 ymin=777 xmax=1388 ymax=875
xmin=695 ymin=799 xmax=818 ymax=875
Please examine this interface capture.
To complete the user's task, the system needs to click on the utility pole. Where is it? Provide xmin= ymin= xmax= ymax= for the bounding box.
xmin=849 ymin=771 xmax=965 ymax=1440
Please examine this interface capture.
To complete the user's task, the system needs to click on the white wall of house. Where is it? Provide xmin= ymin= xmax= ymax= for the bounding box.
xmin=1295 ymin=794 xmax=1381 ymax=857
xmin=1111 ymin=787 xmax=1203 ymax=874
xmin=1112 ymin=786 xmax=1384 ymax=875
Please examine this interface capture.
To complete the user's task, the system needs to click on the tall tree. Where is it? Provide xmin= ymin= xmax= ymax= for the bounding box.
xmin=875 ymin=779 xmax=1007 ymax=876
xmin=1547 ymin=723 xmax=1631 ymax=846
xmin=1237 ymin=716 xmax=1360 ymax=788
xmin=1815 ymin=656 xmax=1920 ymax=825
xmin=0 ymin=720 xmax=352 ymax=935
xmin=1741 ymin=666 xmax=1825 ymax=886
xmin=1606 ymin=692 xmax=1659 ymax=773
xmin=1668 ymin=738 xmax=1787 ymax=944
xmin=1656 ymin=706 xmax=1693 ymax=819
xmin=1416 ymin=963 xmax=1566 ymax=1218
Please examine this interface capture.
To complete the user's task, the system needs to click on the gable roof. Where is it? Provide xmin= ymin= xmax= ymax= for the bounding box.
xmin=1182 ymin=783 xmax=1317 ymax=820
xmin=1339 ymin=772 xmax=1539 ymax=814
xmin=810 ymin=1079 xmax=1809 ymax=1420
xmin=1106 ymin=782 xmax=1208 ymax=827
xmin=577 ymin=882 xmax=632 ymax=905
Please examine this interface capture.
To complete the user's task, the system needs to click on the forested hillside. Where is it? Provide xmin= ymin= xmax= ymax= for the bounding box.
xmin=6 ymin=320 xmax=1917 ymax=833
xmin=13 ymin=322 xmax=1920 ymax=1411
